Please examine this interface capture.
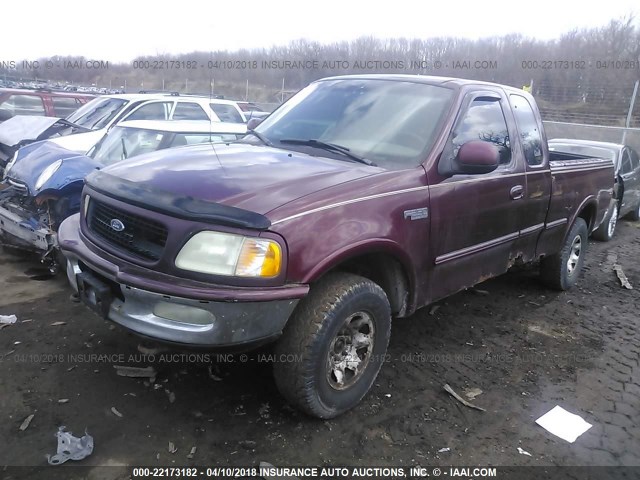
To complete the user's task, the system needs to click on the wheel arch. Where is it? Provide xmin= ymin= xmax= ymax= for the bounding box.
xmin=573 ymin=196 xmax=599 ymax=232
xmin=302 ymin=240 xmax=416 ymax=317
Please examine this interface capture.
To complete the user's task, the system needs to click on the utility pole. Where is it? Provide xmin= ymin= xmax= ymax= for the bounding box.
xmin=622 ymin=80 xmax=639 ymax=145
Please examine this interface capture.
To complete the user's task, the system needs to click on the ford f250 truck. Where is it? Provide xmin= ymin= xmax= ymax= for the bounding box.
xmin=58 ymin=75 xmax=614 ymax=418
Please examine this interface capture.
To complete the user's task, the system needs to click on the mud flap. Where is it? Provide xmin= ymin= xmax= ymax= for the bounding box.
xmin=76 ymin=271 xmax=112 ymax=319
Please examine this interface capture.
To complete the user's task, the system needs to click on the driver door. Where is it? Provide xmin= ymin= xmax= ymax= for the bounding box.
xmin=427 ymin=91 xmax=525 ymax=302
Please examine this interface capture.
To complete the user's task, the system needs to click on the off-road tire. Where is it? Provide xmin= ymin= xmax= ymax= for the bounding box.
xmin=592 ymin=203 xmax=618 ymax=242
xmin=273 ymin=272 xmax=391 ymax=418
xmin=540 ymin=217 xmax=588 ymax=290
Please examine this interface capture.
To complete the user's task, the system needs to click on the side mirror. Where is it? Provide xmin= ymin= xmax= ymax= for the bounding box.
xmin=247 ymin=117 xmax=263 ymax=130
xmin=456 ymin=140 xmax=500 ymax=174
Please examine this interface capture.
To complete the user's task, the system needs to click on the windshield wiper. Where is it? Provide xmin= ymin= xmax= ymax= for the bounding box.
xmin=57 ymin=119 xmax=92 ymax=133
xmin=246 ymin=130 xmax=272 ymax=147
xmin=279 ymin=139 xmax=375 ymax=166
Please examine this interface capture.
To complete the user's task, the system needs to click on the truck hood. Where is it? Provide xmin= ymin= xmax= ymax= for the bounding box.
xmin=102 ymin=143 xmax=379 ymax=215
xmin=7 ymin=140 xmax=99 ymax=195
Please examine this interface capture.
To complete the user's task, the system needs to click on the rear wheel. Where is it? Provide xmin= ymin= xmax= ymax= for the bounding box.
xmin=592 ymin=203 xmax=618 ymax=242
xmin=273 ymin=272 xmax=391 ymax=418
xmin=540 ymin=218 xmax=588 ymax=290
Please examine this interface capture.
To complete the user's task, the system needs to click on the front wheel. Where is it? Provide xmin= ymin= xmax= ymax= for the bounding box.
xmin=540 ymin=217 xmax=588 ymax=290
xmin=592 ymin=203 xmax=618 ymax=241
xmin=273 ymin=272 xmax=391 ymax=418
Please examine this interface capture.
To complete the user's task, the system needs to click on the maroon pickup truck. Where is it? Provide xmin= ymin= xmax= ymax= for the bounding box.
xmin=58 ymin=75 xmax=614 ymax=418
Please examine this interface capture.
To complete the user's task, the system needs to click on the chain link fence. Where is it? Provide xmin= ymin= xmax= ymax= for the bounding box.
xmin=535 ymin=79 xmax=640 ymax=150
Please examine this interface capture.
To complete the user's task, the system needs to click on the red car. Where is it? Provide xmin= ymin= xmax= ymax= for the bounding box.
xmin=0 ymin=88 xmax=94 ymax=122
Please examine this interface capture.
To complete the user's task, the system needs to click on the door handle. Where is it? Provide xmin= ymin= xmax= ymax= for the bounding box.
xmin=510 ymin=185 xmax=524 ymax=200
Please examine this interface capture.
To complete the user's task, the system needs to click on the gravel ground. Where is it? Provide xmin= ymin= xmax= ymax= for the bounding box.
xmin=0 ymin=219 xmax=638 ymax=479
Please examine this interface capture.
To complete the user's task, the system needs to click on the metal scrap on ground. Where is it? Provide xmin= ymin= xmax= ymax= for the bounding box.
xmin=613 ymin=264 xmax=633 ymax=289
xmin=464 ymin=387 xmax=483 ymax=400
xmin=47 ymin=427 xmax=94 ymax=465
xmin=0 ymin=314 xmax=17 ymax=324
xmin=517 ymin=447 xmax=532 ymax=456
xmin=444 ymin=384 xmax=486 ymax=412
xmin=19 ymin=413 xmax=35 ymax=431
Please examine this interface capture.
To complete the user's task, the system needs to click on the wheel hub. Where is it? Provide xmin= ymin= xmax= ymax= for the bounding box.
xmin=567 ymin=234 xmax=582 ymax=275
xmin=607 ymin=205 xmax=618 ymax=238
xmin=327 ymin=311 xmax=375 ymax=390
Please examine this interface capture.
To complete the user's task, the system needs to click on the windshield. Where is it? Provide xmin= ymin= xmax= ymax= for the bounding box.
xmin=91 ymin=126 xmax=166 ymax=165
xmin=254 ymin=79 xmax=454 ymax=169
xmin=65 ymin=97 xmax=128 ymax=130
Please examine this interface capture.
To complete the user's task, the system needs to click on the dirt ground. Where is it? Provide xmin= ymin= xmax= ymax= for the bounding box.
xmin=0 ymin=218 xmax=639 ymax=478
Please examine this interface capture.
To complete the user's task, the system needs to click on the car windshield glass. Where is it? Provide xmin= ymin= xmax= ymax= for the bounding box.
xmin=91 ymin=126 xmax=165 ymax=165
xmin=253 ymin=79 xmax=454 ymax=169
xmin=65 ymin=97 xmax=128 ymax=130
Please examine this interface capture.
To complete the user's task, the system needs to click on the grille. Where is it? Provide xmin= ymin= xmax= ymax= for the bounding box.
xmin=87 ymin=198 xmax=168 ymax=261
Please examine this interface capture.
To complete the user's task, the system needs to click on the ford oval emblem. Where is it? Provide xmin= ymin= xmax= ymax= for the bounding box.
xmin=110 ymin=219 xmax=125 ymax=232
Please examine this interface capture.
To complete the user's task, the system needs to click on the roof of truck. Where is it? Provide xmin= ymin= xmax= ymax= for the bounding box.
xmin=316 ymin=74 xmax=527 ymax=92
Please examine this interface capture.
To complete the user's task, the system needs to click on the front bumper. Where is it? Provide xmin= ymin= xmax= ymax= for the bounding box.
xmin=59 ymin=214 xmax=307 ymax=348
xmin=0 ymin=203 xmax=53 ymax=252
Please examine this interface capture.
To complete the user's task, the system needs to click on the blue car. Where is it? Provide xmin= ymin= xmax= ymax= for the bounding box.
xmin=0 ymin=120 xmax=246 ymax=271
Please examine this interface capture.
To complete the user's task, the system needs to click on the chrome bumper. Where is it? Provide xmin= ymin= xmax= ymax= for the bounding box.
xmin=65 ymin=254 xmax=299 ymax=348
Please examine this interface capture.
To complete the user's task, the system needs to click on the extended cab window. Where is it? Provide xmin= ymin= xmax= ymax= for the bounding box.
xmin=173 ymin=103 xmax=209 ymax=120
xmin=444 ymin=97 xmax=511 ymax=166
xmin=126 ymin=102 xmax=172 ymax=121
xmin=510 ymin=94 xmax=544 ymax=166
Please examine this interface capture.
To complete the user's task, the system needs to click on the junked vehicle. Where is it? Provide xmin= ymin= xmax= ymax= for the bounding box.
xmin=549 ymin=139 xmax=640 ymax=241
xmin=0 ymin=87 xmax=94 ymax=123
xmin=0 ymin=94 xmax=248 ymax=170
xmin=0 ymin=120 xmax=247 ymax=271
xmin=58 ymin=75 xmax=614 ymax=418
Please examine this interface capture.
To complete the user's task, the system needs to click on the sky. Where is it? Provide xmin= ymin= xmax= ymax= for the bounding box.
xmin=2 ymin=0 xmax=638 ymax=62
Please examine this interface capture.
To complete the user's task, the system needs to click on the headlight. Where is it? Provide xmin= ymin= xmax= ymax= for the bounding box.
xmin=175 ymin=231 xmax=282 ymax=278
xmin=3 ymin=151 xmax=18 ymax=179
xmin=35 ymin=159 xmax=63 ymax=190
